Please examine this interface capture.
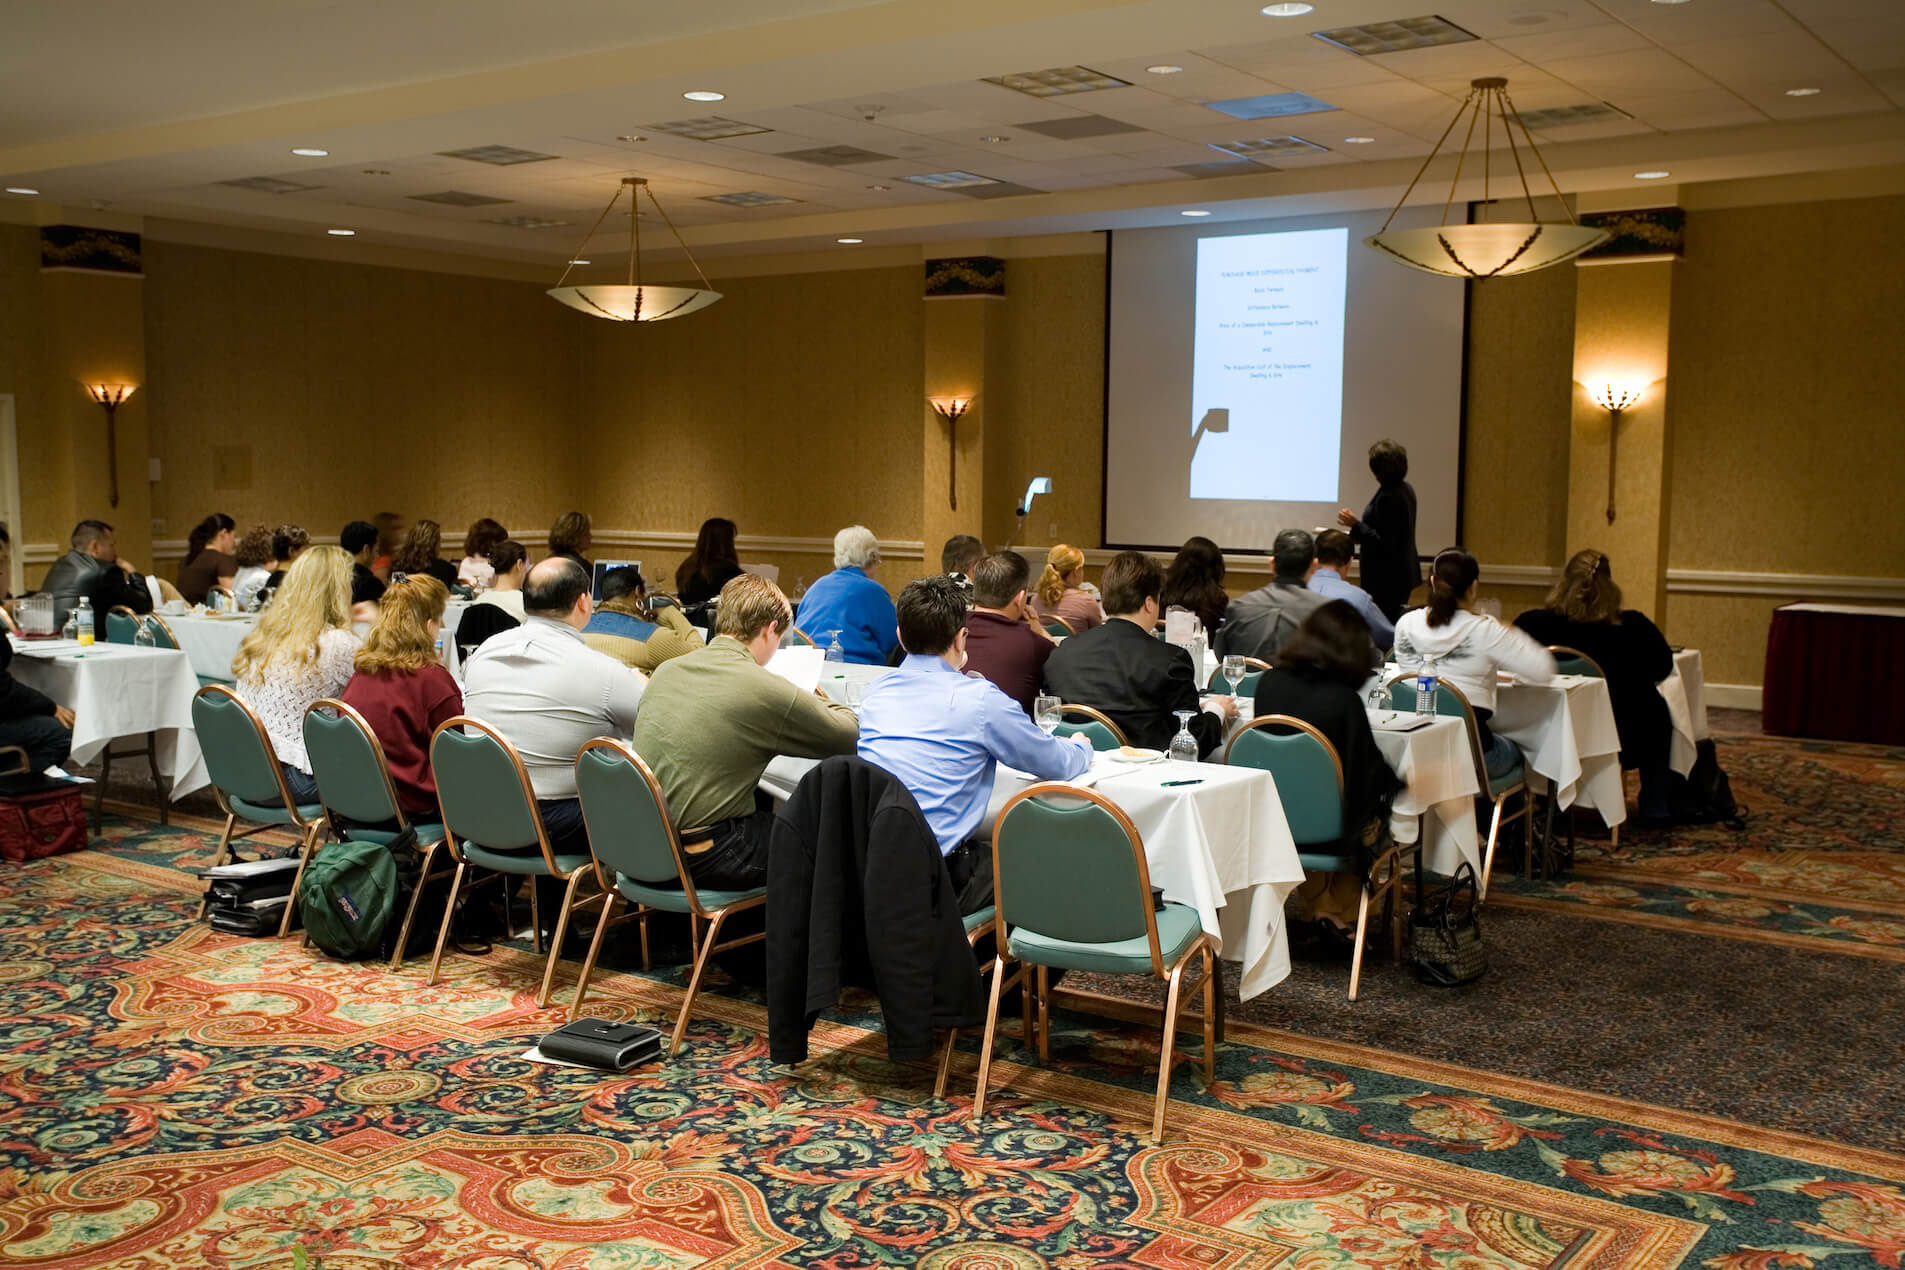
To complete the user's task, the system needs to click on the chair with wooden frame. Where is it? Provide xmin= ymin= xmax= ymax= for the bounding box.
xmin=190 ymin=685 xmax=328 ymax=936
xmin=779 ymin=625 xmax=815 ymax=649
xmin=1384 ymin=674 xmax=1533 ymax=900
xmin=1053 ymin=704 xmax=1128 ymax=751
xmin=973 ymin=784 xmax=1217 ymax=1143
xmin=154 ymin=578 xmax=185 ymax=606
xmin=1207 ymin=655 xmax=1273 ymax=698
xmin=97 ymin=607 xmax=168 ymax=829
xmin=1040 ymin=613 xmax=1075 ymax=639
xmin=1225 ymin=715 xmax=1413 ymax=1000
xmin=569 ymin=739 xmax=765 ymax=1053
xmin=302 ymin=700 xmax=451 ymax=970
xmin=427 ymin=717 xmax=609 ymax=1007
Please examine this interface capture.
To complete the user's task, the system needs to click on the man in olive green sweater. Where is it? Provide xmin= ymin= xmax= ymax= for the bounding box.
xmin=633 ymin=572 xmax=858 ymax=890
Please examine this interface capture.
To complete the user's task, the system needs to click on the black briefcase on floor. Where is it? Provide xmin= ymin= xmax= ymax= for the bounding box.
xmin=537 ymin=1019 xmax=664 ymax=1070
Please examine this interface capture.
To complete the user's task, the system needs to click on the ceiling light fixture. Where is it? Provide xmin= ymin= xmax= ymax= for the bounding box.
xmin=548 ymin=176 xmax=721 ymax=322
xmin=615 ymin=134 xmax=648 ymax=143
xmin=1344 ymin=136 xmax=1376 ymax=143
xmin=1366 ymin=76 xmax=1606 ymax=279
xmin=837 ymin=237 xmax=864 ymax=244
xmin=326 ymin=228 xmax=355 ymax=236
xmin=1181 ymin=209 xmax=1212 ymax=216
xmin=5 ymin=187 xmax=39 ymax=196
xmin=683 ymin=90 xmax=725 ymax=102
xmin=1650 ymin=0 xmax=1693 ymax=5
xmin=979 ymin=135 xmax=1007 ymax=143
xmin=1147 ymin=65 xmax=1185 ymax=75
xmin=866 ymin=184 xmax=891 ymax=191
xmin=289 ymin=147 xmax=329 ymax=157
xmin=1261 ymin=2 xmax=1315 ymax=14
xmin=1784 ymin=87 xmax=1821 ymax=97
xmin=568 ymin=259 xmax=591 ymax=265
xmin=1634 ymin=170 xmax=1671 ymax=180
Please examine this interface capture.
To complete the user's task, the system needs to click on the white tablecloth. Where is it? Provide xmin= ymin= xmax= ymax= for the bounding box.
xmin=164 ymin=612 xmax=253 ymax=681
xmin=1659 ymin=649 xmax=1708 ymax=777
xmin=1492 ymin=674 xmax=1626 ymax=828
xmin=1369 ymin=714 xmax=1481 ymax=878
xmin=7 ymin=638 xmax=209 ymax=797
xmin=761 ymin=752 xmax=1306 ymax=1000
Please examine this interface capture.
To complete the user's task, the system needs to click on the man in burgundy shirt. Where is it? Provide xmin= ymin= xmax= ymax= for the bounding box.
xmin=960 ymin=551 xmax=1058 ymax=718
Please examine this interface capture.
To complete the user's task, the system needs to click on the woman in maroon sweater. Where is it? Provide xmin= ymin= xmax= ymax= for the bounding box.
xmin=340 ymin=576 xmax=461 ymax=822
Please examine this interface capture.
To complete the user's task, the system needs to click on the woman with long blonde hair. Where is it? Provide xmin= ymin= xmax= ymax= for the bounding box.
xmin=1030 ymin=544 xmax=1103 ymax=634
xmin=232 ymin=545 xmax=360 ymax=804
xmin=342 ymin=576 xmax=462 ymax=821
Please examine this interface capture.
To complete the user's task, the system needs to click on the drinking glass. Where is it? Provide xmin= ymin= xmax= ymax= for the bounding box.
xmin=823 ymin=630 xmax=845 ymax=664
xmin=1221 ymin=653 xmax=1246 ymax=692
xmin=1034 ymin=694 xmax=1062 ymax=735
xmin=1168 ymin=710 xmax=1199 ymax=763
xmin=844 ymin=679 xmax=865 ymax=710
xmin=133 ymin=620 xmax=155 ymax=649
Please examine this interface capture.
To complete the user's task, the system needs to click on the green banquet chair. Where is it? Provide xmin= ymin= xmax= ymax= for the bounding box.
xmin=1541 ymin=645 xmax=1617 ymax=858
xmin=303 ymin=700 xmax=451 ymax=969
xmin=972 ymin=784 xmax=1217 ymax=1143
xmin=1053 ymin=703 xmax=1128 ymax=752
xmin=1207 ymin=655 xmax=1272 ymax=698
xmin=1385 ymin=674 xmax=1533 ymax=899
xmin=1041 ymin=614 xmax=1075 ymax=639
xmin=190 ymin=684 xmax=327 ymax=936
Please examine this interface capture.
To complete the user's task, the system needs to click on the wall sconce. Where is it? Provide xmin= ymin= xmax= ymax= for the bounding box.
xmin=85 ymin=383 xmax=138 ymax=508
xmin=929 ymin=395 xmax=972 ymax=509
xmin=1591 ymin=382 xmax=1642 ymax=524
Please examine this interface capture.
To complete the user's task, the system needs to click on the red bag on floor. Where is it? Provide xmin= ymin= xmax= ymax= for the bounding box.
xmin=0 ymin=779 xmax=89 ymax=862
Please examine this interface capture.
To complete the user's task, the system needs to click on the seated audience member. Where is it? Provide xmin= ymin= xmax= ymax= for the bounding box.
xmin=1044 ymin=550 xmax=1236 ymax=756
xmin=1309 ymin=529 xmax=1394 ymax=652
xmin=457 ymin=539 xmax=526 ymax=659
xmin=794 ymin=525 xmax=898 ymax=665
xmin=458 ymin=517 xmax=508 ymax=590
xmin=1514 ymin=549 xmax=1676 ymax=825
xmin=1030 ymin=544 xmax=1103 ymax=634
xmin=391 ymin=518 xmax=460 ymax=590
xmin=1255 ymin=601 xmax=1403 ymax=936
xmin=859 ymin=575 xmax=1092 ymax=913
xmin=583 ymin=565 xmax=701 ymax=673
xmin=231 ymin=546 xmax=362 ymax=804
xmin=371 ymin=512 xmax=405 ymax=583
xmin=41 ymin=519 xmax=154 ymax=628
xmin=176 ymin=513 xmax=238 ymax=604
xmin=264 ymin=525 xmax=310 ymax=592
xmin=547 ymin=511 xmax=593 ymax=572
xmin=340 ymin=576 xmax=461 ymax=823
xmin=341 ymin=521 xmax=388 ymax=608
xmin=1161 ymin=535 xmax=1230 ymax=634
xmin=231 ymin=524 xmax=277 ymax=609
xmin=634 ymin=573 xmax=858 ymax=889
xmin=0 ymin=520 xmax=12 ymax=618
xmin=1338 ymin=438 xmax=1421 ymax=622
xmin=941 ymin=533 xmax=985 ymax=599
xmin=1217 ymin=529 xmax=1328 ymax=664
xmin=675 ymin=517 xmax=744 ymax=605
xmin=0 ymin=633 xmax=75 ymax=773
xmin=961 ymin=551 xmax=1057 ymax=716
xmin=461 ymin=557 xmax=644 ymax=855
xmin=1395 ymin=548 xmax=1556 ymax=780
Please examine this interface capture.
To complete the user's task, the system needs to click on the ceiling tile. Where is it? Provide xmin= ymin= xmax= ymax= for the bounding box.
xmin=1615 ymin=89 xmax=1766 ymax=131
xmin=1802 ymin=18 xmax=1905 ymax=73
xmin=1489 ymin=23 xmax=1656 ymax=64
xmin=1541 ymin=47 xmax=1721 ymax=94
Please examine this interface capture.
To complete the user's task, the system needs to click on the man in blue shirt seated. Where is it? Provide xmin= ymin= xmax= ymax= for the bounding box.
xmin=1308 ymin=529 xmax=1395 ymax=651
xmin=857 ymin=574 xmax=1094 ymax=914
xmin=794 ymin=525 xmax=899 ymax=664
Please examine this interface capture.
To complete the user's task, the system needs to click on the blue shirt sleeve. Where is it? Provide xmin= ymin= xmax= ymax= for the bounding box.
xmin=1360 ymin=591 xmax=1396 ymax=650
xmin=978 ymin=681 xmax=1092 ymax=780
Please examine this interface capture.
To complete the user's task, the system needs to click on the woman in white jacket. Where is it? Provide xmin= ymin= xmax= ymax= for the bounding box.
xmin=1394 ymin=548 xmax=1556 ymax=780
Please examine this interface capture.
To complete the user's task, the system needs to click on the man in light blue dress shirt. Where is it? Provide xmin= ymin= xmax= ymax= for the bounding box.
xmin=858 ymin=575 xmax=1094 ymax=913
xmin=1308 ymin=529 xmax=1395 ymax=651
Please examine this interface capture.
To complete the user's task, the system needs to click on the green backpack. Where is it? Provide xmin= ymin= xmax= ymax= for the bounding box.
xmin=299 ymin=839 xmax=400 ymax=959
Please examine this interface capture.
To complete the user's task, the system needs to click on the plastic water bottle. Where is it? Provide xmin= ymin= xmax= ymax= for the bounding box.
xmin=76 ymin=597 xmax=95 ymax=647
xmin=1414 ymin=655 xmax=1438 ymax=716
xmin=434 ymin=632 xmax=447 ymax=665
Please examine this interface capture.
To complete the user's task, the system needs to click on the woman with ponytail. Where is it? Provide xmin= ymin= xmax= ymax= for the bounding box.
xmin=176 ymin=512 xmax=237 ymax=604
xmin=1393 ymin=547 xmax=1555 ymax=780
xmin=1030 ymin=544 xmax=1103 ymax=634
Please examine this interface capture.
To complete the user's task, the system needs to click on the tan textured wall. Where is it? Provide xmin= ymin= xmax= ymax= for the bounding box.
xmin=0 ymin=224 xmax=59 ymax=563
xmin=143 ymin=241 xmax=584 ymax=552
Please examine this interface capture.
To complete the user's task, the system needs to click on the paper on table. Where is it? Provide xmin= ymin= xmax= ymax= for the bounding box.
xmin=766 ymin=646 xmax=825 ymax=693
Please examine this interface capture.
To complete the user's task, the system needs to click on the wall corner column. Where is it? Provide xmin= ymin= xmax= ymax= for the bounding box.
xmin=921 ymin=255 xmax=1006 ymax=561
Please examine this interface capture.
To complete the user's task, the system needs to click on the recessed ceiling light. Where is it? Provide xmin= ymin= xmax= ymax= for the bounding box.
xmin=568 ymin=259 xmax=591 ymax=265
xmin=683 ymin=90 xmax=725 ymax=102
xmin=1261 ymin=2 xmax=1314 ymax=15
xmin=1147 ymin=65 xmax=1185 ymax=75
xmin=289 ymin=147 xmax=329 ymax=157
xmin=326 ymin=228 xmax=355 ymax=236
xmin=1344 ymin=136 xmax=1376 ymax=143
xmin=979 ymin=135 xmax=1008 ymax=143
xmin=361 ymin=168 xmax=391 ymax=175
xmin=1650 ymin=0 xmax=1692 ymax=5
xmin=837 ymin=237 xmax=864 ymax=244
xmin=1634 ymin=170 xmax=1671 ymax=180
xmin=5 ymin=187 xmax=40 ymax=196
xmin=1784 ymin=87 xmax=1821 ymax=97
xmin=1181 ymin=209 xmax=1212 ymax=216
xmin=615 ymin=134 xmax=647 ymax=143
xmin=866 ymin=184 xmax=891 ymax=191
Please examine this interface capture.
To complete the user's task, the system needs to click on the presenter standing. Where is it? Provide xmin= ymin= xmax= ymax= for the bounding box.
xmin=1338 ymin=439 xmax=1420 ymax=622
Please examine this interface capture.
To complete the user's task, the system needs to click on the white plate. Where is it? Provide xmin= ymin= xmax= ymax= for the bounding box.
xmin=1107 ymin=747 xmax=1164 ymax=763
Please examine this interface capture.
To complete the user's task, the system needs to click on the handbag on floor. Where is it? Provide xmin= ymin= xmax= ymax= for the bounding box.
xmin=1410 ymin=862 xmax=1487 ymax=987
xmin=0 ymin=752 xmax=89 ymax=863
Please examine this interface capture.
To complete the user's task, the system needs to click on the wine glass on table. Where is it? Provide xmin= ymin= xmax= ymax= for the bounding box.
xmin=1034 ymin=694 xmax=1062 ymax=735
xmin=1221 ymin=653 xmax=1246 ymax=695
xmin=823 ymin=630 xmax=845 ymax=664
xmin=1168 ymin=710 xmax=1199 ymax=763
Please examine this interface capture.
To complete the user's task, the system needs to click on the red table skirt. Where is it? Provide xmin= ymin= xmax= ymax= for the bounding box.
xmin=1762 ymin=606 xmax=1905 ymax=745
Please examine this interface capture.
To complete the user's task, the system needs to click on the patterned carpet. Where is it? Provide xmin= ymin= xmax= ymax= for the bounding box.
xmin=5 ymin=815 xmax=1905 ymax=1267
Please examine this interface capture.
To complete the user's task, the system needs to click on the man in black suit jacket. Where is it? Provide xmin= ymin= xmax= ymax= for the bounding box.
xmin=1043 ymin=550 xmax=1236 ymax=758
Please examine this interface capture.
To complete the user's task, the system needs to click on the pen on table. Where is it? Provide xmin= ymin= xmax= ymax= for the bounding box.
xmin=1159 ymin=778 xmax=1203 ymax=787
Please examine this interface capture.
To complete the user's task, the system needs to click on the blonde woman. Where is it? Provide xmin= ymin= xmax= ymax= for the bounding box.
xmin=231 ymin=545 xmax=361 ymax=805
xmin=342 ymin=576 xmax=462 ymax=822
xmin=1031 ymin=544 xmax=1103 ymax=634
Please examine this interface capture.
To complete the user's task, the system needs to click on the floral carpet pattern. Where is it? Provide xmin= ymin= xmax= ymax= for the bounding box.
xmin=3 ymin=822 xmax=1904 ymax=1268
xmin=1489 ymin=731 xmax=1905 ymax=960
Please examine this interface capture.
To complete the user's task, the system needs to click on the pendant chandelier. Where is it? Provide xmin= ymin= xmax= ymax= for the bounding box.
xmin=1366 ymin=77 xmax=1607 ymax=279
xmin=547 ymin=177 xmax=723 ymax=321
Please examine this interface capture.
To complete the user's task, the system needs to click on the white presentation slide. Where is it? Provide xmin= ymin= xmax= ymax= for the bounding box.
xmin=1189 ymin=228 xmax=1348 ymax=503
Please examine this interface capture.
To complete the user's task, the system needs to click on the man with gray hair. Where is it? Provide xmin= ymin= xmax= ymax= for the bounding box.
xmin=792 ymin=524 xmax=898 ymax=664
xmin=1215 ymin=529 xmax=1328 ymax=664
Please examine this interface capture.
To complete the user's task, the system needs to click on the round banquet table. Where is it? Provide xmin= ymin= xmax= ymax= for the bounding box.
xmin=6 ymin=638 xmax=209 ymax=797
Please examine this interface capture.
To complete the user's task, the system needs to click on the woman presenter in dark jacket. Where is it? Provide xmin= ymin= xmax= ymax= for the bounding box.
xmin=1338 ymin=439 xmax=1420 ymax=621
